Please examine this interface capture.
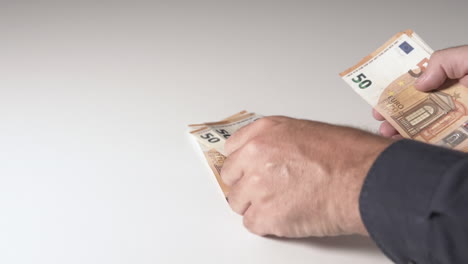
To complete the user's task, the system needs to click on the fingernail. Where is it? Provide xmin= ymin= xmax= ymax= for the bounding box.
xmin=415 ymin=73 xmax=426 ymax=85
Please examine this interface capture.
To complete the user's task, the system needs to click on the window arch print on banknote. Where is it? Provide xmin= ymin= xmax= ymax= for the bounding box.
xmin=392 ymin=92 xmax=456 ymax=137
xmin=404 ymin=103 xmax=438 ymax=126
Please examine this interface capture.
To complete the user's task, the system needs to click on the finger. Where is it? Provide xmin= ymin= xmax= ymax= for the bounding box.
xmin=226 ymin=177 xmax=252 ymax=215
xmin=379 ymin=121 xmax=399 ymax=138
xmin=391 ymin=134 xmax=404 ymax=140
xmin=221 ymin=148 xmax=245 ymax=186
xmin=225 ymin=116 xmax=280 ymax=156
xmin=461 ymin=75 xmax=468 ymax=88
xmin=242 ymin=206 xmax=268 ymax=236
xmin=372 ymin=108 xmax=386 ymax=121
xmin=416 ymin=46 xmax=468 ymax=92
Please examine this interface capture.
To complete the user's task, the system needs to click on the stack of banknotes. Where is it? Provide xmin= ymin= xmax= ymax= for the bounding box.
xmin=189 ymin=111 xmax=262 ymax=196
xmin=190 ymin=29 xmax=468 ymax=196
xmin=341 ymin=29 xmax=468 ymax=152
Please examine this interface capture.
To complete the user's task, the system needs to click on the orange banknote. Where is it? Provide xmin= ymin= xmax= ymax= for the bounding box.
xmin=189 ymin=111 xmax=261 ymax=196
xmin=341 ymin=30 xmax=468 ymax=152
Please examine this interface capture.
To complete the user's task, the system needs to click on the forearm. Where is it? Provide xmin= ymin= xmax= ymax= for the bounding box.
xmin=361 ymin=139 xmax=468 ymax=263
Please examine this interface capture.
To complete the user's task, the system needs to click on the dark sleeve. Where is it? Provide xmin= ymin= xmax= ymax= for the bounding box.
xmin=360 ymin=139 xmax=468 ymax=264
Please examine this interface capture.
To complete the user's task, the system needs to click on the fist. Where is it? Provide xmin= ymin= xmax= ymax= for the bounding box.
xmin=221 ymin=116 xmax=391 ymax=238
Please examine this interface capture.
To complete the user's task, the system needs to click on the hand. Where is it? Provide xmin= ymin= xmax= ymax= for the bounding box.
xmin=221 ymin=117 xmax=392 ymax=238
xmin=373 ymin=45 xmax=468 ymax=138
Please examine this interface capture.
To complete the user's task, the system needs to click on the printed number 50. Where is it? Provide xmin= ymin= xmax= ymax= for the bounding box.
xmin=352 ymin=73 xmax=372 ymax=89
xmin=200 ymin=133 xmax=220 ymax=143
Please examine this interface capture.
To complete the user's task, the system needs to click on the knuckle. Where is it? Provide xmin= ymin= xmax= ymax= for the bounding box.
xmin=249 ymin=174 xmax=263 ymax=186
xmin=221 ymin=174 xmax=232 ymax=186
xmin=221 ymin=175 xmax=233 ymax=187
xmin=255 ymin=117 xmax=276 ymax=130
xmin=244 ymin=137 xmax=266 ymax=155
xmin=222 ymin=174 xmax=235 ymax=186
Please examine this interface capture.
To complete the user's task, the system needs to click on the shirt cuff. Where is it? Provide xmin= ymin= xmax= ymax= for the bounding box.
xmin=359 ymin=139 xmax=467 ymax=264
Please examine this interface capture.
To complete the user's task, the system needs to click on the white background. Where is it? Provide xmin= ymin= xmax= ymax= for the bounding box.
xmin=1 ymin=1 xmax=467 ymax=263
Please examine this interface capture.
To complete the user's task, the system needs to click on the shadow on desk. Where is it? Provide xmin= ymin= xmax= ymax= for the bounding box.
xmin=268 ymin=235 xmax=382 ymax=256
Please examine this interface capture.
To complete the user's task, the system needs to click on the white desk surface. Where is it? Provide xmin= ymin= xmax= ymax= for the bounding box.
xmin=1 ymin=1 xmax=467 ymax=263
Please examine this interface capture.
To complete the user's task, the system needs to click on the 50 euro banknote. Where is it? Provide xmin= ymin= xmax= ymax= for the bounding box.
xmin=189 ymin=111 xmax=262 ymax=196
xmin=341 ymin=30 xmax=468 ymax=152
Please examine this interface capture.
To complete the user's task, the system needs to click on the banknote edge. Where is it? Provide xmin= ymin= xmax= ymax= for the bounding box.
xmin=339 ymin=29 xmax=414 ymax=77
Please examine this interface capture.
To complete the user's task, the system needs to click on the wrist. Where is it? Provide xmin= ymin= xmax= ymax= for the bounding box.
xmin=337 ymin=133 xmax=393 ymax=236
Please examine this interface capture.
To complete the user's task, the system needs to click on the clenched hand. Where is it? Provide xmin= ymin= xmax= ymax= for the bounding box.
xmin=221 ymin=116 xmax=392 ymax=238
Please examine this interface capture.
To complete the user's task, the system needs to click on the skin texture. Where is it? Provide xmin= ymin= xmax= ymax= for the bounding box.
xmin=374 ymin=46 xmax=468 ymax=137
xmin=221 ymin=117 xmax=392 ymax=237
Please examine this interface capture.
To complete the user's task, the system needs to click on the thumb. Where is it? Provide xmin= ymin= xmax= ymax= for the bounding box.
xmin=415 ymin=63 xmax=447 ymax=92
xmin=415 ymin=46 xmax=468 ymax=92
